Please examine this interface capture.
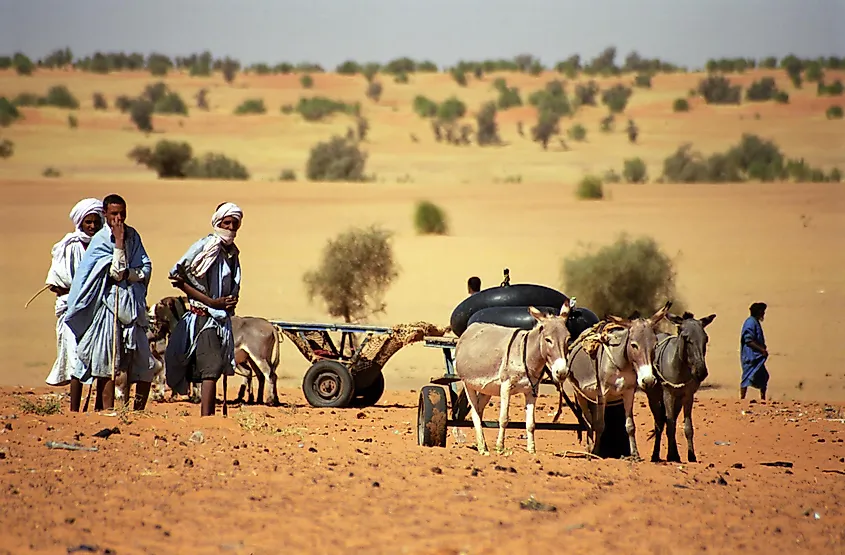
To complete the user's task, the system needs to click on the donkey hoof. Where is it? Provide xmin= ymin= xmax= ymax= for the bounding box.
xmin=688 ymin=454 xmax=698 ymax=463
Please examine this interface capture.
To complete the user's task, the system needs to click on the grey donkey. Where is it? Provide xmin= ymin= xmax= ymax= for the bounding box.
xmin=455 ymin=300 xmax=573 ymax=455
xmin=566 ymin=302 xmax=672 ymax=460
xmin=646 ymin=311 xmax=716 ymax=463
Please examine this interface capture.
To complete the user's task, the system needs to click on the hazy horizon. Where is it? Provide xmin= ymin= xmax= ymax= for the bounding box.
xmin=1 ymin=0 xmax=843 ymax=69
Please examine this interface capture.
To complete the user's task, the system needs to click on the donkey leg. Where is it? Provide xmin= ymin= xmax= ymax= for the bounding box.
xmin=646 ymin=388 xmax=666 ymax=462
xmin=524 ymin=391 xmax=538 ymax=454
xmin=495 ymin=382 xmax=512 ymax=453
xmin=664 ymin=390 xmax=682 ymax=463
xmin=622 ymin=388 xmax=640 ymax=461
xmin=465 ymin=388 xmax=490 ymax=455
xmin=593 ymin=395 xmax=607 ymax=457
xmin=683 ymin=393 xmax=697 ymax=463
xmin=576 ymin=395 xmax=595 ymax=452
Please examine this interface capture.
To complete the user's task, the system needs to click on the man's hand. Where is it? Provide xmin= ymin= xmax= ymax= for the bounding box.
xmin=169 ymin=275 xmax=185 ymax=288
xmin=112 ymin=220 xmax=125 ymax=249
xmin=209 ymin=295 xmax=238 ymax=311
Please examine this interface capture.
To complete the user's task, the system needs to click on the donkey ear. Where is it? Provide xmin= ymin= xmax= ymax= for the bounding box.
xmin=528 ymin=306 xmax=547 ymax=322
xmin=700 ymin=313 xmax=717 ymax=328
xmin=559 ymin=298 xmax=572 ymax=318
xmin=648 ymin=301 xmax=672 ymax=326
xmin=667 ymin=313 xmax=684 ymax=325
xmin=606 ymin=314 xmax=632 ymax=328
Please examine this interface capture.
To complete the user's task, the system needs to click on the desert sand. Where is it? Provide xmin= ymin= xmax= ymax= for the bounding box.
xmin=1 ymin=65 xmax=844 ymax=554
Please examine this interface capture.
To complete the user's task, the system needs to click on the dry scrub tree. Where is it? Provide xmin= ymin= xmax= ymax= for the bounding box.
xmin=303 ymin=226 xmax=400 ymax=324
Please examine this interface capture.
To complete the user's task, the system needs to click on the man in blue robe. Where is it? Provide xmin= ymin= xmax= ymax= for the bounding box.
xmin=64 ymin=194 xmax=154 ymax=412
xmin=165 ymin=202 xmax=242 ymax=417
xmin=740 ymin=302 xmax=769 ymax=400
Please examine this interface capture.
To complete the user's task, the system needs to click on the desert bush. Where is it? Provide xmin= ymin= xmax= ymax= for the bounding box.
xmin=234 ymin=98 xmax=266 ymax=115
xmin=130 ymin=100 xmax=154 ymax=132
xmin=44 ymin=85 xmax=79 ymax=109
xmin=67 ymin=114 xmax=78 ymax=129
xmin=42 ymin=167 xmax=61 ymax=177
xmin=356 ymin=116 xmax=369 ymax=141
xmin=573 ymin=81 xmax=600 ymax=107
xmin=698 ymin=75 xmax=741 ymax=104
xmin=279 ymin=169 xmax=297 ymax=181
xmin=280 ymin=104 xmax=294 ymax=115
xmin=567 ymin=123 xmax=587 ymax=142
xmin=184 ymin=153 xmax=250 ymax=180
xmin=575 ymin=175 xmax=604 ymax=200
xmin=623 ymin=157 xmax=648 ymax=183
xmin=11 ymin=92 xmax=42 ymax=107
xmin=774 ymin=91 xmax=790 ymax=104
xmin=0 ymin=138 xmax=13 ymax=158
xmin=634 ymin=73 xmax=652 ymax=88
xmin=805 ymin=63 xmax=824 ymax=83
xmin=601 ymin=84 xmax=633 ymax=113
xmin=599 ymin=114 xmax=615 ymax=132
xmin=306 ymin=135 xmax=368 ymax=181
xmin=475 ymin=101 xmax=501 ymax=146
xmin=394 ymin=72 xmax=409 ymax=84
xmin=437 ymin=96 xmax=466 ymax=122
xmin=365 ymin=81 xmax=383 ymax=103
xmin=827 ymin=105 xmax=844 ymax=119
xmin=141 ymin=82 xmax=168 ymax=105
xmin=336 ymin=60 xmax=361 ymax=75
xmin=661 ymin=134 xmax=787 ymax=183
xmin=196 ymin=89 xmax=209 ymax=110
xmin=128 ymin=140 xmax=192 ymax=177
xmin=561 ymin=234 xmax=678 ymax=319
xmin=531 ymin=110 xmax=560 ymax=150
xmin=818 ymin=79 xmax=844 ymax=96
xmin=296 ymin=97 xmax=359 ymax=121
xmin=300 ymin=74 xmax=314 ymax=89
xmin=0 ymin=97 xmax=21 ymax=127
xmin=745 ymin=77 xmax=779 ymax=102
xmin=14 ymin=54 xmax=35 ymax=75
xmin=413 ymin=95 xmax=438 ymax=118
xmin=414 ymin=201 xmax=448 ymax=235
xmin=362 ymin=64 xmax=379 ymax=83
xmin=154 ymin=91 xmax=188 ymax=115
xmin=451 ymin=69 xmax=467 ymax=87
xmin=115 ymin=95 xmax=134 ymax=113
xmin=829 ymin=168 xmax=842 ymax=182
xmin=603 ymin=168 xmax=622 ymax=183
xmin=527 ymin=80 xmax=571 ymax=117
xmin=92 ymin=92 xmax=108 ymax=110
xmin=496 ymin=86 xmax=523 ymax=110
xmin=221 ymin=58 xmax=238 ymax=84
xmin=303 ymin=225 xmax=399 ymax=323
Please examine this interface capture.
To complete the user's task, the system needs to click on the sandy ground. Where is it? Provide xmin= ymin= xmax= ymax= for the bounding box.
xmin=0 ymin=388 xmax=844 ymax=555
xmin=1 ymin=67 xmax=844 ymax=553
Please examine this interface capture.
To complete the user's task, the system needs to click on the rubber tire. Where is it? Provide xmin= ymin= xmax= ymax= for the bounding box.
xmin=302 ymin=359 xmax=356 ymax=408
xmin=351 ymin=371 xmax=385 ymax=408
xmin=450 ymin=284 xmax=568 ymax=337
xmin=417 ymin=385 xmax=448 ymax=448
xmin=566 ymin=307 xmax=600 ymax=342
xmin=467 ymin=305 xmax=559 ymax=331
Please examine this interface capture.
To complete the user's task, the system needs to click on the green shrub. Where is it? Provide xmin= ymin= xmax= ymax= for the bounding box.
xmin=394 ymin=72 xmax=409 ymax=84
xmin=44 ymin=85 xmax=79 ymax=109
xmin=184 ymin=153 xmax=250 ymax=180
xmin=531 ymin=110 xmax=560 ymax=150
xmin=575 ymin=175 xmax=604 ymax=200
xmin=623 ymin=157 xmax=648 ymax=183
xmin=14 ymin=54 xmax=35 ymax=76
xmin=746 ymin=77 xmax=779 ymax=102
xmin=561 ymin=234 xmax=678 ymax=319
xmin=634 ymin=73 xmax=652 ymax=88
xmin=496 ymin=86 xmax=522 ymax=110
xmin=827 ymin=105 xmax=844 ymax=119
xmin=475 ymin=102 xmax=501 ymax=146
xmin=306 ymin=136 xmax=368 ymax=181
xmin=414 ymin=201 xmax=448 ymax=235
xmin=451 ymin=69 xmax=467 ymax=87
xmin=661 ymin=134 xmax=787 ymax=183
xmin=127 ymin=140 xmax=192 ymax=177
xmin=42 ymin=167 xmax=61 ymax=178
xmin=154 ymin=91 xmax=188 ymax=115
xmin=0 ymin=138 xmax=13 ymax=158
xmin=818 ymin=79 xmax=844 ymax=96
xmin=437 ymin=96 xmax=466 ymax=122
xmin=115 ymin=95 xmax=134 ymax=113
xmin=68 ymin=114 xmax=78 ymax=129
xmin=567 ymin=124 xmax=587 ymax=142
xmin=0 ymin=97 xmax=22 ymax=127
xmin=300 ymin=74 xmax=314 ymax=89
xmin=601 ymin=84 xmax=633 ymax=113
xmin=296 ymin=97 xmax=359 ymax=121
xmin=573 ymin=81 xmax=599 ymax=106
xmin=12 ymin=92 xmax=42 ymax=107
xmin=829 ymin=168 xmax=842 ymax=182
xmin=279 ymin=169 xmax=297 ymax=181
xmin=366 ymin=81 xmax=383 ymax=102
xmin=92 ymin=92 xmax=108 ymax=110
xmin=234 ymin=98 xmax=267 ymax=115
xmin=527 ymin=80 xmax=571 ymax=117
xmin=698 ymin=75 xmax=741 ymax=104
xmin=774 ymin=91 xmax=790 ymax=104
xmin=130 ymin=100 xmax=154 ymax=132
xmin=413 ymin=95 xmax=438 ymax=118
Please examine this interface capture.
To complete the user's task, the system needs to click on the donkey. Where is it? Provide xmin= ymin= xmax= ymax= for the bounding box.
xmin=646 ymin=311 xmax=716 ymax=463
xmin=565 ymin=302 xmax=671 ymax=460
xmin=455 ymin=301 xmax=573 ymax=455
xmin=148 ymin=296 xmax=283 ymax=405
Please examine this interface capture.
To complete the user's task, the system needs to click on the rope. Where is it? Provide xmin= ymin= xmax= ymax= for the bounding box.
xmin=653 ymin=335 xmax=691 ymax=389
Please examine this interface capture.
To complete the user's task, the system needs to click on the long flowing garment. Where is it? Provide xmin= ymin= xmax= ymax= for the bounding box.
xmin=740 ymin=316 xmax=769 ymax=390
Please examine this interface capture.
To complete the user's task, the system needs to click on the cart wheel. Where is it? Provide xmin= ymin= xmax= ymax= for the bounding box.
xmin=351 ymin=371 xmax=385 ymax=408
xmin=302 ymin=360 xmax=356 ymax=408
xmin=417 ymin=385 xmax=448 ymax=448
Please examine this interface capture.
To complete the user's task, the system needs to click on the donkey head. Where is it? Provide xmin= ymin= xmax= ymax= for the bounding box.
xmin=528 ymin=298 xmax=573 ymax=383
xmin=668 ymin=311 xmax=716 ymax=382
xmin=607 ymin=301 xmax=672 ymax=388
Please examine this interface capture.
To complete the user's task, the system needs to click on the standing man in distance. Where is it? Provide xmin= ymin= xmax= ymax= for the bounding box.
xmin=65 ymin=194 xmax=154 ymax=412
xmin=740 ymin=302 xmax=769 ymax=401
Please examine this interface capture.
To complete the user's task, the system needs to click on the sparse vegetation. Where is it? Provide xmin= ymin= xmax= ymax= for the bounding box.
xmin=16 ymin=394 xmax=62 ymax=415
xmin=567 ymin=124 xmax=587 ymax=142
xmin=130 ymin=100 xmax=154 ymax=132
xmin=67 ymin=114 xmax=78 ymax=128
xmin=623 ymin=157 xmax=648 ymax=183
xmin=92 ymin=92 xmax=108 ymax=110
xmin=437 ymin=96 xmax=466 ymax=122
xmin=234 ymin=98 xmax=267 ymax=115
xmin=818 ymin=80 xmax=844 ymax=96
xmin=601 ymin=84 xmax=633 ymax=113
xmin=296 ymin=97 xmax=359 ymax=121
xmin=475 ymin=102 xmax=501 ymax=146
xmin=279 ymin=169 xmax=297 ymax=181
xmin=575 ymin=175 xmax=604 ymax=200
xmin=366 ymin=81 xmax=383 ymax=102
xmin=306 ymin=135 xmax=368 ymax=182
xmin=0 ymin=138 xmax=14 ymax=158
xmin=531 ymin=110 xmax=561 ymax=150
xmin=414 ymin=201 xmax=449 ymax=235
xmin=0 ymin=97 xmax=22 ymax=127
xmin=698 ymin=75 xmax=741 ymax=104
xmin=745 ymin=77 xmax=781 ymax=102
xmin=300 ymin=74 xmax=314 ymax=89
xmin=634 ymin=73 xmax=652 ymax=88
xmin=827 ymin=105 xmax=843 ymax=120
xmin=562 ymin=234 xmax=678 ymax=319
xmin=413 ymin=95 xmax=438 ymax=118
xmin=43 ymin=167 xmax=61 ymax=177
xmin=128 ymin=140 xmax=249 ymax=180
xmin=303 ymin=225 xmax=399 ymax=323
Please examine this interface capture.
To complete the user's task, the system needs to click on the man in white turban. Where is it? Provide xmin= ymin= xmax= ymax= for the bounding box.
xmin=165 ymin=202 xmax=243 ymax=417
xmin=44 ymin=198 xmax=105 ymax=391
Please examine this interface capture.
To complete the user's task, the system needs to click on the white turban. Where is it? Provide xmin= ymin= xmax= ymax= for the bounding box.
xmin=187 ymin=202 xmax=244 ymax=278
xmin=69 ymin=198 xmax=104 ymax=239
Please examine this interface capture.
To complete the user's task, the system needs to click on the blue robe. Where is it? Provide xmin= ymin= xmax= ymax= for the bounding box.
xmin=740 ymin=316 xmax=768 ymax=389
xmin=65 ymin=225 xmax=153 ymax=383
xmin=164 ymin=235 xmax=241 ymax=395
